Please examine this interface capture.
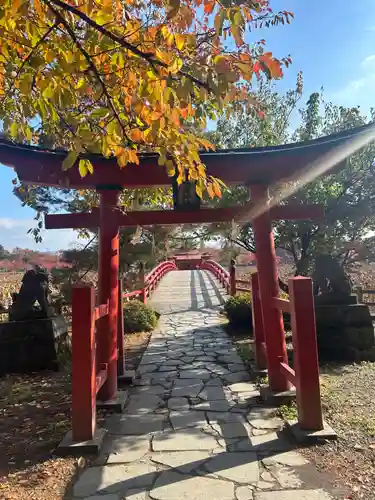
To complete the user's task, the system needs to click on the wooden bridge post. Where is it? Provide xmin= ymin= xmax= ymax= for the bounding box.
xmin=251 ymin=272 xmax=267 ymax=370
xmin=117 ymin=279 xmax=125 ymax=377
xmin=230 ymin=258 xmax=237 ymax=296
xmin=251 ymin=184 xmax=289 ymax=393
xmin=289 ymin=277 xmax=323 ymax=430
xmin=97 ymin=188 xmax=120 ymax=402
xmin=72 ymin=285 xmax=96 ymax=442
xmin=139 ymin=262 xmax=147 ymax=303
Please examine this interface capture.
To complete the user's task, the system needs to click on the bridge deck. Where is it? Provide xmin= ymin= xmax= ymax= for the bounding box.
xmin=72 ymin=270 xmax=335 ymax=500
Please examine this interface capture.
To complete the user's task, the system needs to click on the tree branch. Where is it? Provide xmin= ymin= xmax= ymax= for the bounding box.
xmin=48 ymin=6 xmax=131 ymax=145
xmin=43 ymin=0 xmax=212 ymax=92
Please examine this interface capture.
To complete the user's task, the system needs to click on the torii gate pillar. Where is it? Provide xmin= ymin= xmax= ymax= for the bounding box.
xmin=251 ymin=184 xmax=289 ymax=393
xmin=97 ymin=188 xmax=120 ymax=402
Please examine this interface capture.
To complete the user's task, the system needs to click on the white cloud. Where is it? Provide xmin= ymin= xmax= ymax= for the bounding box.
xmin=0 ymin=217 xmax=27 ymax=230
xmin=361 ymin=54 xmax=375 ymax=66
xmin=0 ymin=217 xmax=80 ymax=251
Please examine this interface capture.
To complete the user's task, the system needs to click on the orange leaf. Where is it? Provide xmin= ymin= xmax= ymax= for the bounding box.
xmin=129 ymin=129 xmax=143 ymax=142
xmin=204 ymin=0 xmax=215 ymax=14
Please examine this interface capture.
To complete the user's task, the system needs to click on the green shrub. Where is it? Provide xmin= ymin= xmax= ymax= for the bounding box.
xmin=224 ymin=293 xmax=252 ymax=330
xmin=123 ymin=300 xmax=158 ymax=333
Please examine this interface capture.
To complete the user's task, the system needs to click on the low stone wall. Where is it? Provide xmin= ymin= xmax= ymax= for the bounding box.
xmin=315 ymin=303 xmax=374 ymax=361
xmin=0 ymin=316 xmax=70 ymax=375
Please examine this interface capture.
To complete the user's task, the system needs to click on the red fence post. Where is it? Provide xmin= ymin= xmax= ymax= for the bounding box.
xmin=289 ymin=277 xmax=323 ymax=430
xmin=139 ymin=262 xmax=147 ymax=303
xmin=251 ymin=184 xmax=289 ymax=392
xmin=251 ymin=272 xmax=267 ymax=370
xmin=230 ymin=258 xmax=237 ymax=296
xmin=117 ymin=279 xmax=125 ymax=377
xmin=72 ymin=285 xmax=96 ymax=442
xmin=97 ymin=189 xmax=120 ymax=402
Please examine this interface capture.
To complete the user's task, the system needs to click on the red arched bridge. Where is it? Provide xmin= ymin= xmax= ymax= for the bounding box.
xmin=65 ymin=255 xmax=324 ymax=454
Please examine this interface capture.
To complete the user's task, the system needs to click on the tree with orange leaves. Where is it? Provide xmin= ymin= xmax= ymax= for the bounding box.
xmin=0 ymin=0 xmax=292 ymax=196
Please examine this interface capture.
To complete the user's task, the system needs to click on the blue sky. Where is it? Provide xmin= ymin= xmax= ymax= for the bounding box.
xmin=1 ymin=0 xmax=375 ymax=252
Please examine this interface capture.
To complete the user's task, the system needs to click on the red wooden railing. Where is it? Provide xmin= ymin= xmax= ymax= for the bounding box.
xmin=70 ymin=260 xmax=177 ymax=443
xmin=252 ymin=271 xmax=324 ymax=431
xmin=200 ymin=259 xmax=231 ymax=293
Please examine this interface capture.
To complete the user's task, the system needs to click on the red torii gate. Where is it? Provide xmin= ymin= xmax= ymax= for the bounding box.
xmin=0 ymin=124 xmax=371 ymax=413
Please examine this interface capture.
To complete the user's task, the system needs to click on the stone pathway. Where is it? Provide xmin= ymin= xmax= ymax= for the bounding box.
xmin=72 ymin=270 xmax=335 ymax=500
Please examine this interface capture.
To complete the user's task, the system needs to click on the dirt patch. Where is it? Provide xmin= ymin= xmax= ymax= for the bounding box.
xmin=0 ymin=371 xmax=77 ymax=500
xmin=0 ymin=330 xmax=150 ymax=500
xmin=301 ymin=362 xmax=375 ymax=500
xmin=124 ymin=331 xmax=152 ymax=370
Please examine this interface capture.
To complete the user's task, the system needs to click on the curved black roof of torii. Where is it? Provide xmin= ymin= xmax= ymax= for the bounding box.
xmin=0 ymin=122 xmax=373 ymax=189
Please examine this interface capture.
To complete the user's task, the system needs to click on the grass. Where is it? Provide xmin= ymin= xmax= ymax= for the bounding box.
xmin=279 ymin=402 xmax=298 ymax=421
xmin=300 ymin=361 xmax=375 ymax=500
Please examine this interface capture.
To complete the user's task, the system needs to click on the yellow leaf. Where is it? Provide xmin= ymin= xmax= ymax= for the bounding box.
xmin=62 ymin=151 xmax=78 ymax=171
xmin=79 ymin=159 xmax=88 ymax=178
xmin=196 ymin=184 xmax=203 ymax=199
xmin=175 ymin=34 xmax=184 ymax=50
xmin=169 ymin=57 xmax=183 ymax=74
xmin=158 ymin=155 xmax=166 ymax=166
xmin=10 ymin=122 xmax=18 ymax=139
xmin=166 ymin=159 xmax=175 ymax=176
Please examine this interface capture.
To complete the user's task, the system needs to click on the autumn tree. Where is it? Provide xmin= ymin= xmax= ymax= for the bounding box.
xmin=0 ymin=0 xmax=293 ymax=197
xmin=209 ymin=83 xmax=375 ymax=274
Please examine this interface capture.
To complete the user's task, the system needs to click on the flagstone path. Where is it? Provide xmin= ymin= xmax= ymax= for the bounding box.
xmin=71 ymin=270 xmax=337 ymax=500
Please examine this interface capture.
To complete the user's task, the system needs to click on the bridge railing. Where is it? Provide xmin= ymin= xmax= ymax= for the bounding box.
xmin=200 ymin=259 xmax=231 ymax=293
xmin=71 ymin=285 xmax=109 ymax=443
xmin=69 ymin=260 xmax=176 ymax=445
xmin=252 ymin=271 xmax=323 ymax=431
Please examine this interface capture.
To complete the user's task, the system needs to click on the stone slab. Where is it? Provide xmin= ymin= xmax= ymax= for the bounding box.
xmin=106 ymin=414 xmax=166 ymax=435
xmin=205 ymin=451 xmax=259 ymax=484
xmin=126 ymin=490 xmax=148 ymax=500
xmin=261 ymin=451 xmax=309 ymax=467
xmin=254 ymin=490 xmax=333 ymax=500
xmin=236 ymin=486 xmax=254 ymax=500
xmin=151 ymin=450 xmax=212 ymax=472
xmin=269 ymin=465 xmax=303 ymax=488
xmin=103 ymin=435 xmax=150 ymax=463
xmin=170 ymin=411 xmax=207 ymax=430
xmin=73 ymin=463 xmax=156 ymax=497
xmin=57 ymin=428 xmax=106 ymax=457
xmin=198 ymin=386 xmax=227 ymax=401
xmin=168 ymin=397 xmax=190 ymax=410
xmin=286 ymin=420 xmax=338 ymax=443
xmin=125 ymin=394 xmax=163 ymax=414
xmin=152 ymin=428 xmax=220 ymax=451
xmin=117 ymin=370 xmax=136 ymax=386
xmin=229 ymin=382 xmax=258 ymax=393
xmin=249 ymin=418 xmax=284 ymax=430
xmin=179 ymin=369 xmax=212 ymax=380
xmin=191 ymin=400 xmax=230 ymax=412
xmin=206 ymin=411 xmax=246 ymax=424
xmin=172 ymin=380 xmax=203 ymax=398
xmin=150 ymin=470 xmax=235 ymax=500
xmin=229 ymin=432 xmax=292 ymax=452
xmin=211 ymin=422 xmax=252 ymax=439
xmin=97 ymin=391 xmax=128 ymax=413
xmin=259 ymin=385 xmax=296 ymax=405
